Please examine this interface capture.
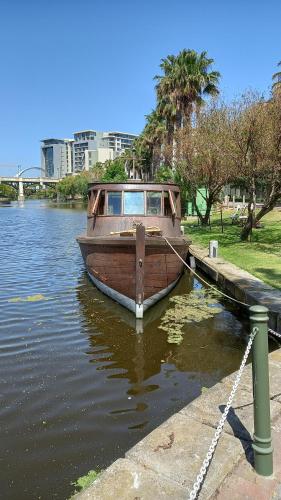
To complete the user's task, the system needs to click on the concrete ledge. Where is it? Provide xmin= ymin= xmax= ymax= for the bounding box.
xmin=189 ymin=244 xmax=281 ymax=332
xmin=73 ymin=458 xmax=187 ymax=500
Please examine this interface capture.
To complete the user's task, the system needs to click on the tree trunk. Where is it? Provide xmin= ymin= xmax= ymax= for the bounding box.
xmin=240 ymin=176 xmax=256 ymax=241
xmin=194 ymin=195 xmax=213 ymax=225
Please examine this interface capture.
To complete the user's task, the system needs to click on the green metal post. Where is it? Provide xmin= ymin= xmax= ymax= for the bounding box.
xmin=250 ymin=305 xmax=273 ymax=476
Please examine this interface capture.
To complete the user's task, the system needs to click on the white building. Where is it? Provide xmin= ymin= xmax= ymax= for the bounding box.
xmin=41 ymin=129 xmax=137 ymax=177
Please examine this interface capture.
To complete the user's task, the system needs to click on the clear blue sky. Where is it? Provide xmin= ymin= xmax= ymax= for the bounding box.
xmin=0 ymin=0 xmax=280 ymax=175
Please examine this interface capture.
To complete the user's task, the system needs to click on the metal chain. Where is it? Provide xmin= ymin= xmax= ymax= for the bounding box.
xmin=268 ymin=328 xmax=281 ymax=339
xmin=188 ymin=327 xmax=258 ymax=500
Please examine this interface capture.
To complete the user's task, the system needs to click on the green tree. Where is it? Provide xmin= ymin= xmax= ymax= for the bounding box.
xmin=102 ymin=158 xmax=128 ymax=182
xmin=0 ymin=184 xmax=17 ymax=200
xmin=155 ymin=49 xmax=220 ymax=132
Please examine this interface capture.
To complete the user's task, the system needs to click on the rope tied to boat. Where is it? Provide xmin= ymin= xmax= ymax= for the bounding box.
xmin=156 ymin=235 xmax=250 ymax=307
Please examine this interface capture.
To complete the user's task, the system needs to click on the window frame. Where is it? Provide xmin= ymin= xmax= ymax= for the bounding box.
xmin=88 ymin=188 xmax=180 ymax=217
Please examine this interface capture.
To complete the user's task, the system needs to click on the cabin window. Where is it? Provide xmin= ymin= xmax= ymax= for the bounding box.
xmin=97 ymin=190 xmax=105 ymax=215
xmin=124 ymin=191 xmax=145 ymax=214
xmin=146 ymin=191 xmax=161 ymax=215
xmin=163 ymin=192 xmax=172 ymax=216
xmin=107 ymin=191 xmax=122 ymax=215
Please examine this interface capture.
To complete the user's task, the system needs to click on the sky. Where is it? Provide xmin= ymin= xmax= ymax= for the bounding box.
xmin=0 ymin=0 xmax=280 ymax=176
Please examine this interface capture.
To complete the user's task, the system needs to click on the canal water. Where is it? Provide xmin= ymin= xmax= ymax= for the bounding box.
xmin=1 ymin=200 xmax=249 ymax=500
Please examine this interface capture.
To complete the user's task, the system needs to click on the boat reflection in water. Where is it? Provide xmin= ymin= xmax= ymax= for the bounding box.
xmin=76 ymin=269 xmax=247 ymax=404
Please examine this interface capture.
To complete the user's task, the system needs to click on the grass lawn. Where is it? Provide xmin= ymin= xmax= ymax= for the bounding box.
xmin=182 ymin=208 xmax=281 ymax=290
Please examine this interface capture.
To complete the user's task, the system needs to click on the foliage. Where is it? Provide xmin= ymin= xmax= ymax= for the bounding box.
xmin=25 ymin=186 xmax=57 ymax=199
xmin=101 ymin=158 xmax=128 ymax=182
xmin=136 ymin=49 xmax=220 ymax=178
xmin=155 ymin=49 xmax=220 ymax=132
xmin=272 ymin=60 xmax=281 ymax=95
xmin=159 ymin=289 xmax=222 ymax=344
xmin=57 ymin=172 xmax=91 ymax=200
xmin=89 ymin=162 xmax=105 ymax=180
xmin=0 ymin=184 xmax=17 ymax=200
xmin=154 ymin=165 xmax=174 ymax=182
xmin=71 ymin=469 xmax=101 ymax=494
xmin=227 ymin=91 xmax=281 ymax=240
xmin=174 ymin=99 xmax=235 ymax=224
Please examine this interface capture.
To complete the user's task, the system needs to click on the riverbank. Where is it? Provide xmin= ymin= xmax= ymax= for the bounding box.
xmin=73 ymin=347 xmax=281 ymax=499
xmin=182 ymin=209 xmax=281 ymax=291
xmin=189 ymin=244 xmax=281 ymax=333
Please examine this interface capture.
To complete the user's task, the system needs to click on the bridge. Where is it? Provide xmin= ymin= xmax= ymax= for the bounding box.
xmin=0 ymin=167 xmax=60 ymax=201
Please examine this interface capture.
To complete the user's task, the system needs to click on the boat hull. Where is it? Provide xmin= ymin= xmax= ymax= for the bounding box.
xmin=77 ymin=235 xmax=189 ymax=317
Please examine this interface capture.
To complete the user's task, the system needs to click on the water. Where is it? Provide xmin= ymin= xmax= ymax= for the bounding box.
xmin=0 ymin=200 xmax=248 ymax=500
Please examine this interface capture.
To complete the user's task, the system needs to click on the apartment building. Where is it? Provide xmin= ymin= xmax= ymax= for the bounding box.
xmin=41 ymin=130 xmax=137 ymax=177
xmin=41 ymin=138 xmax=74 ymax=178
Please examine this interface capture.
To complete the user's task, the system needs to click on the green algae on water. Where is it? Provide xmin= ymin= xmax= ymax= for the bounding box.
xmin=159 ymin=289 xmax=222 ymax=345
xmin=70 ymin=469 xmax=101 ymax=496
xmin=8 ymin=294 xmax=47 ymax=303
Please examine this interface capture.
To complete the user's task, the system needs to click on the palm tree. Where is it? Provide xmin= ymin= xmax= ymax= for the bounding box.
xmin=140 ymin=110 xmax=166 ymax=175
xmin=272 ymin=61 xmax=281 ymax=94
xmin=155 ymin=49 xmax=220 ymax=130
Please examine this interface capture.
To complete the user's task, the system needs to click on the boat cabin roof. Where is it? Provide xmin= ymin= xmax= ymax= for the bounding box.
xmin=88 ymin=181 xmax=180 ymax=193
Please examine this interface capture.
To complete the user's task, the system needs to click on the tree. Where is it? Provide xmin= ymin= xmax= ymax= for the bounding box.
xmin=272 ymin=60 xmax=281 ymax=95
xmin=102 ymin=158 xmax=128 ymax=182
xmin=136 ymin=110 xmax=166 ymax=176
xmin=57 ymin=172 xmax=91 ymax=200
xmin=0 ymin=184 xmax=17 ymax=200
xmin=228 ymin=92 xmax=272 ymax=240
xmin=155 ymin=49 xmax=220 ymax=135
xmin=175 ymin=99 xmax=235 ymax=224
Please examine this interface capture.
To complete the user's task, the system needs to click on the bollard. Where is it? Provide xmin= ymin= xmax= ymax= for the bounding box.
xmin=250 ymin=305 xmax=273 ymax=476
xmin=209 ymin=240 xmax=218 ymax=258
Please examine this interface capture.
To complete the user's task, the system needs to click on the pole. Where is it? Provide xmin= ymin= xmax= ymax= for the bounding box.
xmin=135 ymin=224 xmax=145 ymax=318
xmin=250 ymin=305 xmax=273 ymax=476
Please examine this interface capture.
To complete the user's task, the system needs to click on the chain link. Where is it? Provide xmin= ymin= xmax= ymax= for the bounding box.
xmin=268 ymin=328 xmax=281 ymax=339
xmin=188 ymin=327 xmax=258 ymax=500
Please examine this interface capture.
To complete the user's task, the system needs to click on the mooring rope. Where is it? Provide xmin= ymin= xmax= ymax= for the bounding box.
xmin=160 ymin=235 xmax=250 ymax=307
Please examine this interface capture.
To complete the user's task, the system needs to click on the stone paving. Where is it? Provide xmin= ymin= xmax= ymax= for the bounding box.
xmin=74 ymin=350 xmax=281 ymax=499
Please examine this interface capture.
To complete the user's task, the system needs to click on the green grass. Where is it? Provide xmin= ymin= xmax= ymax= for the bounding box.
xmin=182 ymin=209 xmax=281 ymax=290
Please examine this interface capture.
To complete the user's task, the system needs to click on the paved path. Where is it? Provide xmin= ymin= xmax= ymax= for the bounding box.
xmin=215 ymin=412 xmax=281 ymax=499
xmin=74 ymin=349 xmax=281 ymax=499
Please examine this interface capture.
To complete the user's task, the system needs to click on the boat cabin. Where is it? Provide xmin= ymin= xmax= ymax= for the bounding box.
xmin=86 ymin=182 xmax=182 ymax=237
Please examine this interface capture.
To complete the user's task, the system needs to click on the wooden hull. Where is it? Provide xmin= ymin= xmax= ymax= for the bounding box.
xmin=77 ymin=235 xmax=189 ymax=317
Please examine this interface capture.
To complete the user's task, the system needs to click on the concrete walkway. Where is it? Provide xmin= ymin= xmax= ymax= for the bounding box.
xmin=74 ymin=348 xmax=281 ymax=499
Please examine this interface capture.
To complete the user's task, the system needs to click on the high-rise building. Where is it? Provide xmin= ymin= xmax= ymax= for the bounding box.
xmin=101 ymin=131 xmax=138 ymax=154
xmin=41 ymin=138 xmax=73 ymax=178
xmin=72 ymin=130 xmax=104 ymax=172
xmin=41 ymin=130 xmax=137 ymax=177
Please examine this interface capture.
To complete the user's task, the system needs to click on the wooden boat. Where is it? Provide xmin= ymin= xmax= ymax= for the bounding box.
xmin=76 ymin=181 xmax=191 ymax=318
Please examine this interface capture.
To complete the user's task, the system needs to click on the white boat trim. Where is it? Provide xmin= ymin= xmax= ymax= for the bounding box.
xmin=87 ymin=272 xmax=180 ymax=316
